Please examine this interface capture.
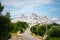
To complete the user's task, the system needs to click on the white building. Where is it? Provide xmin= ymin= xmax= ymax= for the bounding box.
xmin=11 ymin=13 xmax=58 ymax=26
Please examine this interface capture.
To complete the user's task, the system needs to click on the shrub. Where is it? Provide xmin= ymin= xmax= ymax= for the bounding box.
xmin=30 ymin=24 xmax=46 ymax=36
xmin=36 ymin=25 xmax=46 ymax=36
xmin=12 ymin=21 xmax=29 ymax=33
xmin=48 ymin=26 xmax=60 ymax=37
xmin=30 ymin=26 xmax=37 ymax=34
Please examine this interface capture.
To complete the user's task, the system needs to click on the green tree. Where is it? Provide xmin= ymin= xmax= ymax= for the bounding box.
xmin=0 ymin=2 xmax=4 ymax=16
xmin=12 ymin=21 xmax=29 ymax=33
xmin=0 ymin=2 xmax=4 ymax=12
xmin=48 ymin=26 xmax=60 ymax=37
xmin=30 ymin=24 xmax=46 ymax=36
xmin=0 ymin=2 xmax=13 ymax=40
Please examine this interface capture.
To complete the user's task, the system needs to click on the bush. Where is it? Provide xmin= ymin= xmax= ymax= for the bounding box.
xmin=48 ymin=26 xmax=60 ymax=37
xmin=12 ymin=21 xmax=29 ymax=33
xmin=30 ymin=24 xmax=46 ymax=36
xmin=30 ymin=23 xmax=60 ymax=40
xmin=47 ymin=36 xmax=60 ymax=40
xmin=37 ymin=25 xmax=46 ymax=36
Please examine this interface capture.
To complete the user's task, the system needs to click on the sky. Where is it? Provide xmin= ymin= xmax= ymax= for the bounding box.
xmin=0 ymin=0 xmax=60 ymax=19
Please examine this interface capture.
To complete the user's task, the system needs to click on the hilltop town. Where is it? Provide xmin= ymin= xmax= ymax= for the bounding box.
xmin=11 ymin=13 xmax=58 ymax=26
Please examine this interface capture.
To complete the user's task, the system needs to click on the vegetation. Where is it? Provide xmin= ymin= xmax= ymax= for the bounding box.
xmin=47 ymin=26 xmax=60 ymax=40
xmin=30 ymin=24 xmax=46 ymax=36
xmin=12 ymin=21 xmax=29 ymax=33
xmin=30 ymin=23 xmax=60 ymax=40
xmin=0 ymin=2 xmax=14 ymax=40
xmin=48 ymin=26 xmax=60 ymax=37
xmin=0 ymin=1 xmax=60 ymax=40
xmin=0 ymin=2 xmax=29 ymax=40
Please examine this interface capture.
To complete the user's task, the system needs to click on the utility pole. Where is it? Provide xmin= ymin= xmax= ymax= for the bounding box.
xmin=43 ymin=16 xmax=48 ymax=40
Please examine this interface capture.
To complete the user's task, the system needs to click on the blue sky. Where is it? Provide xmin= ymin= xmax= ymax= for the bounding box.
xmin=0 ymin=0 xmax=60 ymax=19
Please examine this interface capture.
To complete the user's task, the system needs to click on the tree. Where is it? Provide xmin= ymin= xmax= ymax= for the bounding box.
xmin=0 ymin=2 xmax=13 ymax=40
xmin=48 ymin=26 xmax=60 ymax=37
xmin=30 ymin=24 xmax=46 ymax=36
xmin=15 ymin=21 xmax=29 ymax=33
xmin=0 ymin=2 xmax=4 ymax=16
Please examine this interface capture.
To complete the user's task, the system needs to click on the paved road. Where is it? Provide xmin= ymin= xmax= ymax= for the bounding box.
xmin=9 ymin=28 xmax=42 ymax=40
xmin=22 ymin=28 xmax=42 ymax=40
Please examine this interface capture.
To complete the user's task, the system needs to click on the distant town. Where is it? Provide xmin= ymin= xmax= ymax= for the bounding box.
xmin=11 ymin=13 xmax=58 ymax=26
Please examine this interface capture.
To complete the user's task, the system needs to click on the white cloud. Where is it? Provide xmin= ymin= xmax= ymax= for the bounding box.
xmin=50 ymin=7 xmax=57 ymax=11
xmin=0 ymin=0 xmax=52 ymax=18
xmin=35 ymin=0 xmax=52 ymax=4
xmin=56 ymin=21 xmax=60 ymax=24
xmin=51 ymin=17 xmax=58 ymax=22
xmin=10 ymin=5 xmax=35 ymax=17
xmin=1 ymin=0 xmax=24 ymax=7
xmin=1 ymin=0 xmax=52 ymax=6
xmin=1 ymin=0 xmax=52 ymax=10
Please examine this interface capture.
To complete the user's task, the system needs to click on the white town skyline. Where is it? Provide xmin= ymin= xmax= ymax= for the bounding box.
xmin=11 ymin=13 xmax=59 ymax=26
